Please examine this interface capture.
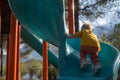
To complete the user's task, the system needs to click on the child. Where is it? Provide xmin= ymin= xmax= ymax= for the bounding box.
xmin=66 ymin=22 xmax=101 ymax=74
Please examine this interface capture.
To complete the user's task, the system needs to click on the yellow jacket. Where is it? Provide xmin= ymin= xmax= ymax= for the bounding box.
xmin=75 ymin=30 xmax=101 ymax=51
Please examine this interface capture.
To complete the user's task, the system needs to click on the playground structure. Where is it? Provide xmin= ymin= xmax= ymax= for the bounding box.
xmin=0 ymin=0 xmax=120 ymax=80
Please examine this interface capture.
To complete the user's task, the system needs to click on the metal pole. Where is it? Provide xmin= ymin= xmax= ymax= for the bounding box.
xmin=68 ymin=0 xmax=74 ymax=34
xmin=43 ymin=41 xmax=48 ymax=80
xmin=16 ymin=24 xmax=20 ymax=80
xmin=6 ymin=12 xmax=20 ymax=80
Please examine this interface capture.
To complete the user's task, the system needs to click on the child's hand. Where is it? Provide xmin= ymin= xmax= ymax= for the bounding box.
xmin=65 ymin=34 xmax=69 ymax=38
xmin=65 ymin=34 xmax=72 ymax=38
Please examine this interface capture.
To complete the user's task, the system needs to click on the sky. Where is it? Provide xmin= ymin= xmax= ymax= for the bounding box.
xmin=79 ymin=0 xmax=120 ymax=36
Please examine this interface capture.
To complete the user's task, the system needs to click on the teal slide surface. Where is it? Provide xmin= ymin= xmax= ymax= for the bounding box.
xmin=8 ymin=0 xmax=120 ymax=80
xmin=21 ymin=27 xmax=58 ymax=68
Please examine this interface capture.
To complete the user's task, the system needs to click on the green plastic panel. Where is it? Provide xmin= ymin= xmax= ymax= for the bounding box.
xmin=8 ymin=0 xmax=120 ymax=80
xmin=21 ymin=27 xmax=58 ymax=68
xmin=62 ymin=38 xmax=120 ymax=80
xmin=8 ymin=0 xmax=64 ymax=46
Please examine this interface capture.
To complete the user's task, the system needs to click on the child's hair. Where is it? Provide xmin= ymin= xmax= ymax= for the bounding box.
xmin=81 ymin=23 xmax=92 ymax=30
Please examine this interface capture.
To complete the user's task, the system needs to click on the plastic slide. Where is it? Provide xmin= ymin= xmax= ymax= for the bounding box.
xmin=8 ymin=0 xmax=120 ymax=80
xmin=21 ymin=27 xmax=58 ymax=68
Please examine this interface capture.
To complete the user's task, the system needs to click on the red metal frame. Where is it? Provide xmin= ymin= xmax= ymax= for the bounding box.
xmin=4 ymin=0 xmax=74 ymax=80
xmin=16 ymin=24 xmax=21 ymax=80
xmin=6 ymin=13 xmax=20 ymax=80
xmin=68 ymin=0 xmax=74 ymax=34
xmin=43 ymin=41 xmax=48 ymax=80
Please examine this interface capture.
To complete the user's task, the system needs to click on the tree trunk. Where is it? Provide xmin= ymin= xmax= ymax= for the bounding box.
xmin=74 ymin=0 xmax=79 ymax=32
xmin=0 ymin=34 xmax=4 ymax=77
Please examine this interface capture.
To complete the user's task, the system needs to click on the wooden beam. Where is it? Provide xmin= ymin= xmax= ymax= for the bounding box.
xmin=43 ymin=41 xmax=48 ymax=80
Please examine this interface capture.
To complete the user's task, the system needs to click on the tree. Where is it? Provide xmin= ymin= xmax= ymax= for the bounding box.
xmin=48 ymin=63 xmax=58 ymax=80
xmin=99 ymin=34 xmax=110 ymax=44
xmin=0 ymin=34 xmax=7 ymax=77
xmin=28 ymin=60 xmax=42 ymax=80
xmin=107 ymin=24 xmax=120 ymax=51
xmin=20 ymin=63 xmax=26 ymax=77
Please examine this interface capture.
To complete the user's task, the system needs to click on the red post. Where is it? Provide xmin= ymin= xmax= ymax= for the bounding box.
xmin=16 ymin=24 xmax=21 ymax=80
xmin=42 ymin=41 xmax=48 ymax=80
xmin=68 ymin=0 xmax=74 ymax=34
xmin=6 ymin=13 xmax=20 ymax=80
